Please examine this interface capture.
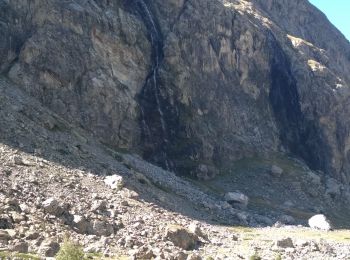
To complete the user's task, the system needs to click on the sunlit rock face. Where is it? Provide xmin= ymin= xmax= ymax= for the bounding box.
xmin=0 ymin=0 xmax=350 ymax=181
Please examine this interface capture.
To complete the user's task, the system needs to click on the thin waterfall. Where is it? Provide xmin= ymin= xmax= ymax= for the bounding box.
xmin=135 ymin=0 xmax=171 ymax=170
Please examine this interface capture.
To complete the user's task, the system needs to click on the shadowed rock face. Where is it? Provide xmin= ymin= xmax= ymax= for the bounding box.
xmin=131 ymin=0 xmax=180 ymax=170
xmin=268 ymin=36 xmax=332 ymax=175
xmin=0 ymin=0 xmax=350 ymax=181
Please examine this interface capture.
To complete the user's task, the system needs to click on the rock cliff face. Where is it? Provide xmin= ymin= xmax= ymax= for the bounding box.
xmin=1 ymin=0 xmax=350 ymax=181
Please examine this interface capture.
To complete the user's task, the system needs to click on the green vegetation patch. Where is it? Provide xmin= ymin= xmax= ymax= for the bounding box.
xmin=0 ymin=251 xmax=40 ymax=260
xmin=56 ymin=239 xmax=85 ymax=260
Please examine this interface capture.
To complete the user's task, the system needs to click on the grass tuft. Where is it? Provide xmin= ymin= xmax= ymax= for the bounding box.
xmin=56 ymin=238 xmax=85 ymax=260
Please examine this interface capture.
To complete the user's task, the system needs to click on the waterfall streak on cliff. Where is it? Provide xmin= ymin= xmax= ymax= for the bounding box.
xmin=136 ymin=0 xmax=170 ymax=169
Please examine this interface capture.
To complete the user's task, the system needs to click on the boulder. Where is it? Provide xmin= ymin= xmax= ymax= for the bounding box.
xmin=11 ymin=212 xmax=26 ymax=223
xmin=279 ymin=215 xmax=295 ymax=225
xmin=25 ymin=231 xmax=40 ymax=240
xmin=42 ymin=198 xmax=64 ymax=216
xmin=307 ymin=172 xmax=321 ymax=186
xmin=38 ymin=240 xmax=60 ymax=257
xmin=174 ymin=251 xmax=188 ymax=260
xmin=0 ymin=230 xmax=11 ymax=241
xmin=131 ymin=246 xmax=154 ymax=259
xmin=5 ymin=199 xmax=20 ymax=208
xmin=276 ymin=237 xmax=294 ymax=248
xmin=188 ymin=222 xmax=207 ymax=239
xmin=104 ymin=175 xmax=124 ymax=190
xmin=271 ymin=165 xmax=283 ymax=177
xmin=12 ymin=156 xmax=27 ymax=166
xmin=224 ymin=192 xmax=249 ymax=209
xmin=254 ymin=215 xmax=273 ymax=226
xmin=196 ymin=164 xmax=218 ymax=180
xmin=91 ymin=200 xmax=107 ymax=212
xmin=187 ymin=253 xmax=202 ymax=260
xmin=308 ymin=214 xmax=332 ymax=231
xmin=91 ymin=219 xmax=114 ymax=236
xmin=235 ymin=212 xmax=249 ymax=224
xmin=165 ymin=225 xmax=198 ymax=250
xmin=73 ymin=215 xmax=91 ymax=234
xmin=0 ymin=215 xmax=13 ymax=229
xmin=84 ymin=244 xmax=103 ymax=254
xmin=9 ymin=241 xmax=29 ymax=253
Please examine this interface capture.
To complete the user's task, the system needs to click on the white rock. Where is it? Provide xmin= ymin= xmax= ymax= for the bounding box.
xmin=308 ymin=214 xmax=332 ymax=231
xmin=104 ymin=175 xmax=124 ymax=190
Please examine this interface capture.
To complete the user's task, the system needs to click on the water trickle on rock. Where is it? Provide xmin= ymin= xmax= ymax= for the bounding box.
xmin=135 ymin=0 xmax=171 ymax=170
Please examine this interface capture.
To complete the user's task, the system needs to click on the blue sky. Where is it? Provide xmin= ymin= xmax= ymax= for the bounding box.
xmin=309 ymin=0 xmax=350 ymax=41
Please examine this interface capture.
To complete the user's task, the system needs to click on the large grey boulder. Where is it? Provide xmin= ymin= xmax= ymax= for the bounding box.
xmin=224 ymin=192 xmax=249 ymax=209
xmin=276 ymin=237 xmax=294 ymax=248
xmin=308 ymin=214 xmax=332 ymax=231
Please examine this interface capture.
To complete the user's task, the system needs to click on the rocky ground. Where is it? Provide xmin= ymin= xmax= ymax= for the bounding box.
xmin=1 ymin=78 xmax=350 ymax=260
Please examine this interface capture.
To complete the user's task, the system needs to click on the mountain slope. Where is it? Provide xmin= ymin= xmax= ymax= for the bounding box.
xmin=1 ymin=73 xmax=350 ymax=259
xmin=1 ymin=0 xmax=350 ymax=182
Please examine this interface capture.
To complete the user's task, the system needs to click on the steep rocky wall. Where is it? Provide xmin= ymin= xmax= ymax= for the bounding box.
xmin=1 ymin=0 xmax=350 ymax=182
xmin=1 ymin=0 xmax=151 ymax=150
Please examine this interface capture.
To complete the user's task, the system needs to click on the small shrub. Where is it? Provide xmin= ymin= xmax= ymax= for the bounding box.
xmin=55 ymin=238 xmax=85 ymax=260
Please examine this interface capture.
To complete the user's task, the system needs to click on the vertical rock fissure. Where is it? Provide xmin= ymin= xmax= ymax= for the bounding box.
xmin=134 ymin=0 xmax=171 ymax=170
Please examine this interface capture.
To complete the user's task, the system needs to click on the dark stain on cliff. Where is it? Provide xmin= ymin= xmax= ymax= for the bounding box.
xmin=128 ymin=0 xmax=184 ymax=171
xmin=268 ymin=35 xmax=333 ymax=175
